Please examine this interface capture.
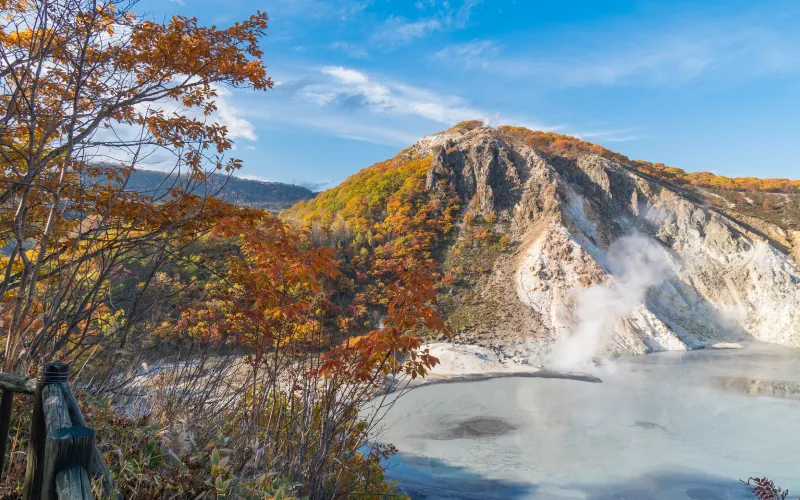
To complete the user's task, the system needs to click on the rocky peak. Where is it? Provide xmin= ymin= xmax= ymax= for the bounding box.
xmin=416 ymin=125 xmax=800 ymax=362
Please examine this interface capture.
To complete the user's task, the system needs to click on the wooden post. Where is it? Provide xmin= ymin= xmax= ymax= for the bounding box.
xmin=61 ymin=385 xmax=115 ymax=499
xmin=0 ymin=390 xmax=14 ymax=478
xmin=42 ymin=384 xmax=71 ymax=432
xmin=0 ymin=373 xmax=36 ymax=394
xmin=41 ymin=427 xmax=95 ymax=500
xmin=23 ymin=362 xmax=69 ymax=500
xmin=55 ymin=467 xmax=93 ymax=500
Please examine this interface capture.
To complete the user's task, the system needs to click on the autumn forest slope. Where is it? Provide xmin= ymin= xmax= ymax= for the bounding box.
xmin=284 ymin=121 xmax=800 ymax=363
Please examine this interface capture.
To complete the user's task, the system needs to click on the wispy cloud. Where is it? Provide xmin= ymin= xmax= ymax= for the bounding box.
xmin=373 ymin=0 xmax=482 ymax=45
xmin=602 ymin=136 xmax=644 ymax=143
xmin=293 ymin=179 xmax=336 ymax=191
xmin=575 ymin=129 xmax=644 ymax=143
xmin=266 ymin=68 xmax=482 ymax=146
xmin=236 ymin=174 xmax=334 ymax=193
xmin=266 ymin=64 xmax=564 ymax=147
xmin=317 ymin=66 xmax=486 ymax=124
xmin=433 ymin=18 xmax=800 ymax=87
xmin=266 ymin=0 xmax=369 ymax=21
xmin=331 ymin=41 xmax=369 ymax=59
xmin=435 ymin=40 xmax=499 ymax=67
xmin=380 ymin=17 xmax=442 ymax=43
xmin=269 ymin=110 xmax=421 ymax=147
xmin=239 ymin=174 xmax=273 ymax=182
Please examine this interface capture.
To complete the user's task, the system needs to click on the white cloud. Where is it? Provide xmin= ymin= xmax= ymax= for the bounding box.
xmin=454 ymin=0 xmax=482 ymax=26
xmin=83 ymin=81 xmax=261 ymax=173
xmin=321 ymin=66 xmax=369 ymax=85
xmin=293 ymin=179 xmax=337 ymax=191
xmin=434 ymin=37 xmax=715 ymax=86
xmin=317 ymin=66 xmax=485 ymax=124
xmin=331 ymin=41 xmax=369 ymax=59
xmin=271 ymin=111 xmax=421 ymax=147
xmin=239 ymin=174 xmax=273 ymax=182
xmin=577 ymin=130 xmax=632 ymax=139
xmin=602 ymin=135 xmax=644 ymax=143
xmin=213 ymin=86 xmax=258 ymax=141
xmin=435 ymin=40 xmax=499 ymax=67
xmin=544 ymin=38 xmax=717 ymax=86
xmin=265 ymin=0 xmax=368 ymax=21
xmin=503 ymin=120 xmax=566 ymax=133
xmin=432 ymin=17 xmax=800 ymax=87
xmin=373 ymin=0 xmax=482 ymax=45
xmin=261 ymin=66 xmax=563 ymax=148
xmin=574 ymin=129 xmax=644 ymax=142
xmin=382 ymin=16 xmax=442 ymax=43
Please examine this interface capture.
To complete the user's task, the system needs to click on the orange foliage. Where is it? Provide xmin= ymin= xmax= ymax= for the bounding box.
xmin=182 ymin=212 xmax=442 ymax=382
xmin=438 ymin=120 xmax=485 ymax=135
xmin=181 ymin=214 xmax=339 ymax=361
xmin=283 ymin=152 xmax=459 ymax=340
xmin=500 ymin=126 xmax=631 ymax=165
xmin=1 ymin=0 xmax=271 ymax=370
xmin=631 ymin=162 xmax=800 ymax=193
xmin=500 ymin=127 xmax=799 ymax=193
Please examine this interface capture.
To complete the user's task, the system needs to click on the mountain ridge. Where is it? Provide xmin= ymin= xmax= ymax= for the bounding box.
xmin=125 ymin=168 xmax=316 ymax=212
xmin=285 ymin=123 xmax=800 ymax=365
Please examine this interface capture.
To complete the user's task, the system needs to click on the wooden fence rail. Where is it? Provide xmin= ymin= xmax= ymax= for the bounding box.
xmin=0 ymin=363 xmax=114 ymax=499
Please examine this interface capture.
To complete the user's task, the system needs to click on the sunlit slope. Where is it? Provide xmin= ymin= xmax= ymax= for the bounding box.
xmin=285 ymin=122 xmax=800 ymax=359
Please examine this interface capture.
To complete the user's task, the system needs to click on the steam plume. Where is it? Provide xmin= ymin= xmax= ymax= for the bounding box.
xmin=548 ymin=234 xmax=671 ymax=372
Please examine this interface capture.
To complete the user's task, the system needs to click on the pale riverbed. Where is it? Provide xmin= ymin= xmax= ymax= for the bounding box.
xmin=368 ymin=344 xmax=800 ymax=499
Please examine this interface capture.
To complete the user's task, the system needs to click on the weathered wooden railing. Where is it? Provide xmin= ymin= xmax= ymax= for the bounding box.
xmin=0 ymin=363 xmax=115 ymax=499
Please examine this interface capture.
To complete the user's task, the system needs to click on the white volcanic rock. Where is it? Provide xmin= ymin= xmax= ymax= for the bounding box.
xmin=424 ymin=343 xmax=539 ymax=376
xmin=418 ymin=126 xmax=800 ymax=360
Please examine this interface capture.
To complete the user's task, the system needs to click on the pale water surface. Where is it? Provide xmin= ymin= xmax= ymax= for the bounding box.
xmin=370 ymin=344 xmax=800 ymax=499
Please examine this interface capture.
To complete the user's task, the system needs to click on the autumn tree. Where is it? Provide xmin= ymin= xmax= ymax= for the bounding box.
xmin=0 ymin=0 xmax=273 ymax=489
xmin=0 ymin=2 xmax=448 ymax=496
xmin=0 ymin=0 xmax=271 ymax=367
xmin=180 ymin=214 xmax=441 ymax=497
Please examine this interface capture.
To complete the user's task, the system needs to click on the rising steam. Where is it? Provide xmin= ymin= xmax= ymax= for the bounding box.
xmin=548 ymin=234 xmax=672 ymax=372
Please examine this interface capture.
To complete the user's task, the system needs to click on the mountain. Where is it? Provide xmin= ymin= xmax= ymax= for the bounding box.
xmin=285 ymin=121 xmax=800 ymax=366
xmin=125 ymin=169 xmax=315 ymax=212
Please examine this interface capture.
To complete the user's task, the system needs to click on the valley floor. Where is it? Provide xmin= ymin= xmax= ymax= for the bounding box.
xmin=418 ymin=340 xmax=746 ymax=381
xmin=372 ymin=343 xmax=800 ymax=500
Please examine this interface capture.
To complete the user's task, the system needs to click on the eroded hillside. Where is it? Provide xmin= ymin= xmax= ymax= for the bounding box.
xmin=285 ymin=122 xmax=800 ymax=364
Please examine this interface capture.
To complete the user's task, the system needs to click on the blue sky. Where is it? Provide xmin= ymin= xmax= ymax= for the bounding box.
xmin=135 ymin=0 xmax=800 ymax=189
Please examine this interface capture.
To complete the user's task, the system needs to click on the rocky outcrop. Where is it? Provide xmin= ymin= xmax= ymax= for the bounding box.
xmin=413 ymin=127 xmax=800 ymax=358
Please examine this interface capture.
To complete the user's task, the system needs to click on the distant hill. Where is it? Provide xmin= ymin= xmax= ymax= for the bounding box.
xmin=125 ymin=169 xmax=316 ymax=212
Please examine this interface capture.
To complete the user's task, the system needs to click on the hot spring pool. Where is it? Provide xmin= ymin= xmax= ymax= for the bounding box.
xmin=367 ymin=344 xmax=800 ymax=499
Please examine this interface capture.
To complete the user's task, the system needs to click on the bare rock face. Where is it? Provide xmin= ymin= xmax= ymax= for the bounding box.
xmin=414 ymin=127 xmax=800 ymax=358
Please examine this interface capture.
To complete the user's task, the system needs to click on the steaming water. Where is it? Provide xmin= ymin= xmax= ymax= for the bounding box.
xmin=370 ymin=344 xmax=800 ymax=499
